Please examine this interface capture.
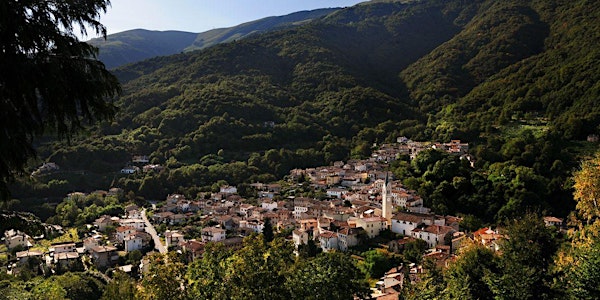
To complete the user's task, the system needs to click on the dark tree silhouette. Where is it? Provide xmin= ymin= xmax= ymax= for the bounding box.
xmin=263 ymin=217 xmax=274 ymax=244
xmin=0 ymin=0 xmax=120 ymax=198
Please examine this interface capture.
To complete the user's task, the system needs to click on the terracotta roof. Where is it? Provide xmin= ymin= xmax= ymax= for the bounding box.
xmin=320 ymin=231 xmax=338 ymax=239
xmin=392 ymin=211 xmax=433 ymax=223
xmin=423 ymin=225 xmax=454 ymax=235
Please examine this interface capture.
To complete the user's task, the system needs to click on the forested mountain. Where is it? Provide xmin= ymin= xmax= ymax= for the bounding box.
xmin=18 ymin=0 xmax=600 ymax=224
xmin=87 ymin=8 xmax=339 ymax=69
xmin=87 ymin=29 xmax=197 ymax=69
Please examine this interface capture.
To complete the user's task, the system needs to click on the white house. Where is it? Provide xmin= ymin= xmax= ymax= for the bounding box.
xmin=292 ymin=229 xmax=310 ymax=249
xmin=326 ymin=188 xmax=347 ymax=199
xmin=390 ymin=211 xmax=436 ymax=236
xmin=337 ymin=227 xmax=360 ymax=252
xmin=4 ymin=229 xmax=31 ymax=249
xmin=261 ymin=199 xmax=278 ymax=211
xmin=115 ymin=226 xmax=136 ymax=242
xmin=220 ymin=186 xmax=238 ymax=195
xmin=165 ymin=230 xmax=186 ymax=248
xmin=239 ymin=219 xmax=264 ymax=233
xmin=201 ymin=227 xmax=226 ymax=242
xmin=411 ymin=225 xmax=455 ymax=248
xmin=119 ymin=219 xmax=145 ymax=231
xmin=51 ymin=243 xmax=76 ymax=254
xmin=319 ymin=231 xmax=339 ymax=252
xmin=124 ymin=234 xmax=143 ymax=252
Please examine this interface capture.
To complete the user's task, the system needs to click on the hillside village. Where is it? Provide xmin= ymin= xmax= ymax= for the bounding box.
xmin=2 ymin=138 xmax=566 ymax=298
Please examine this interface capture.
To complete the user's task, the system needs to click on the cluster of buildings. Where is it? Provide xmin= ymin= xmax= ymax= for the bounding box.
xmin=120 ymin=155 xmax=164 ymax=174
xmin=372 ymin=138 xmax=473 ymax=165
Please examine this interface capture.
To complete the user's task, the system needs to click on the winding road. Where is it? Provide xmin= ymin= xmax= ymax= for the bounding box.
xmin=141 ymin=208 xmax=167 ymax=254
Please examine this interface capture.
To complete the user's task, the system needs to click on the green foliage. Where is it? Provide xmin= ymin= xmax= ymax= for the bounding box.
xmin=101 ymin=271 xmax=136 ymax=300
xmin=359 ymin=249 xmax=394 ymax=279
xmin=286 ymin=252 xmax=370 ymax=300
xmin=486 ymin=214 xmax=559 ymax=300
xmin=0 ymin=0 xmax=120 ymax=200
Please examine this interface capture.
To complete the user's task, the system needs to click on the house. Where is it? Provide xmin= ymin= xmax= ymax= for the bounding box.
xmin=411 ymin=225 xmax=455 ymax=248
xmin=119 ymin=219 xmax=145 ymax=231
xmin=326 ymin=188 xmax=347 ymax=199
xmin=152 ymin=211 xmax=174 ymax=223
xmin=375 ymin=266 xmax=405 ymax=297
xmin=239 ymin=204 xmax=255 ymax=217
xmin=54 ymin=252 xmax=79 ymax=265
xmin=292 ymin=229 xmax=310 ymax=249
xmin=354 ymin=217 xmax=387 ymax=239
xmin=543 ymin=216 xmax=564 ymax=227
xmin=124 ymin=234 xmax=143 ymax=252
xmin=132 ymin=155 xmax=149 ymax=163
xmin=319 ymin=231 xmax=339 ymax=252
xmin=390 ymin=211 xmax=436 ymax=236
xmin=83 ymin=237 xmax=99 ymax=252
xmin=51 ymin=242 xmax=76 ymax=254
xmin=120 ymin=166 xmax=139 ymax=174
xmin=201 ymin=227 xmax=226 ymax=242
xmin=472 ymin=227 xmax=504 ymax=252
xmin=165 ymin=230 xmax=186 ymax=248
xmin=261 ymin=199 xmax=278 ymax=211
xmin=239 ymin=219 xmax=264 ymax=233
xmin=168 ymin=213 xmax=188 ymax=225
xmin=115 ymin=226 xmax=136 ymax=242
xmin=16 ymin=250 xmax=43 ymax=265
xmin=91 ymin=245 xmax=119 ymax=268
xmin=181 ymin=240 xmax=205 ymax=261
xmin=220 ymin=185 xmax=238 ymax=195
xmin=299 ymin=219 xmax=318 ymax=231
xmin=94 ymin=215 xmax=118 ymax=231
xmin=337 ymin=227 xmax=361 ymax=252
xmin=4 ymin=229 xmax=31 ymax=249
xmin=126 ymin=209 xmax=142 ymax=220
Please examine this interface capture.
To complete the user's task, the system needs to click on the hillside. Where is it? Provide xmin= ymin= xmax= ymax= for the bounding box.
xmin=18 ymin=0 xmax=600 ymax=223
xmin=87 ymin=29 xmax=197 ymax=69
xmin=88 ymin=8 xmax=339 ymax=69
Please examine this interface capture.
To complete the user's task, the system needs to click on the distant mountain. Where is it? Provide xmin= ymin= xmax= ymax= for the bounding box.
xmin=88 ymin=30 xmax=197 ymax=69
xmin=88 ymin=8 xmax=339 ymax=69
xmin=185 ymin=8 xmax=340 ymax=52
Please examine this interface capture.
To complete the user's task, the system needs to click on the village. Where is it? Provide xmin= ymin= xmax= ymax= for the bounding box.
xmin=2 ymin=138 xmax=565 ymax=299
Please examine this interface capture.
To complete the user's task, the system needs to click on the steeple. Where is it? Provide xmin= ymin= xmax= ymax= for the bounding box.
xmin=382 ymin=172 xmax=392 ymax=228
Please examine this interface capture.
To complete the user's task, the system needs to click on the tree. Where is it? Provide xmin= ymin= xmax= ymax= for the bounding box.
xmin=442 ymin=242 xmax=499 ymax=300
xmin=186 ymin=243 xmax=232 ymax=299
xmin=101 ymin=271 xmax=136 ymax=300
xmin=573 ymin=152 xmax=600 ymax=223
xmin=359 ymin=249 xmax=393 ymax=279
xmin=263 ymin=217 xmax=274 ymax=244
xmin=139 ymin=253 xmax=187 ymax=300
xmin=0 ymin=0 xmax=120 ymax=199
xmin=487 ymin=213 xmax=558 ymax=299
xmin=286 ymin=252 xmax=370 ymax=300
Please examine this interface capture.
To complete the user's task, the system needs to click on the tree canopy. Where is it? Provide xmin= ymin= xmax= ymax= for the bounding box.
xmin=0 ymin=0 xmax=120 ymax=198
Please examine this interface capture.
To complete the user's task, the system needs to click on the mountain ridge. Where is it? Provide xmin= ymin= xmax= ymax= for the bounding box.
xmin=88 ymin=8 xmax=340 ymax=69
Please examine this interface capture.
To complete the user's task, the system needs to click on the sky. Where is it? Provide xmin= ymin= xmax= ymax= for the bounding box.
xmin=89 ymin=0 xmax=366 ymax=37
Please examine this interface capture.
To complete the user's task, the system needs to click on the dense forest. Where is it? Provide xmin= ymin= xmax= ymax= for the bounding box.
xmin=9 ymin=0 xmax=599 ymax=226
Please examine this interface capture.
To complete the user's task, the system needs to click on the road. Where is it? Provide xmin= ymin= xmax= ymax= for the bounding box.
xmin=141 ymin=208 xmax=167 ymax=254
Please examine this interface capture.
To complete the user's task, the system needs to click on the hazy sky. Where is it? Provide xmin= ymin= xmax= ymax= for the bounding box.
xmin=90 ymin=0 xmax=366 ymax=36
